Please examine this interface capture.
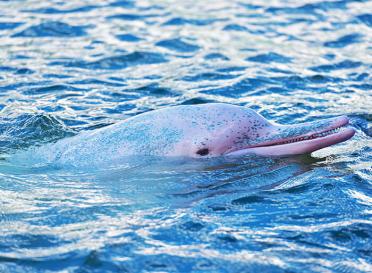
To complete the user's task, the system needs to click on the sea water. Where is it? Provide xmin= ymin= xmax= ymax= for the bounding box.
xmin=0 ymin=0 xmax=371 ymax=272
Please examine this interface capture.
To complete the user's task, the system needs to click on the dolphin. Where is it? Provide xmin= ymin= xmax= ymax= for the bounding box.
xmin=12 ymin=103 xmax=355 ymax=167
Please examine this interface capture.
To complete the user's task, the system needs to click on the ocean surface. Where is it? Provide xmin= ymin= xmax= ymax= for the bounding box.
xmin=0 ymin=0 xmax=371 ymax=272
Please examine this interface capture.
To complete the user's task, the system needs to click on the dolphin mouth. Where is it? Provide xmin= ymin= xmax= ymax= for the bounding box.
xmin=226 ymin=116 xmax=356 ymax=157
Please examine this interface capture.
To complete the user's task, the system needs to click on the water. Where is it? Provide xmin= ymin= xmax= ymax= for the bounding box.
xmin=0 ymin=0 xmax=371 ymax=272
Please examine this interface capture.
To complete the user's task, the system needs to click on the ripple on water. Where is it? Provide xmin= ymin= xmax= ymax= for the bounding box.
xmin=116 ymin=33 xmax=142 ymax=42
xmin=23 ymin=84 xmax=86 ymax=95
xmin=0 ymin=113 xmax=74 ymax=153
xmin=0 ymin=22 xmax=23 ymax=30
xmin=356 ymin=13 xmax=372 ymax=27
xmin=162 ymin=17 xmax=218 ymax=26
xmin=204 ymin=53 xmax=230 ymax=60
xmin=50 ymin=51 xmax=168 ymax=69
xmin=310 ymin=60 xmax=363 ymax=72
xmin=202 ymin=77 xmax=270 ymax=97
xmin=24 ymin=5 xmax=99 ymax=14
xmin=107 ymin=13 xmax=158 ymax=21
xmin=156 ymin=38 xmax=200 ymax=53
xmin=223 ymin=24 xmax=249 ymax=32
xmin=323 ymin=33 xmax=363 ymax=48
xmin=246 ymin=52 xmax=292 ymax=64
xmin=12 ymin=21 xmax=87 ymax=37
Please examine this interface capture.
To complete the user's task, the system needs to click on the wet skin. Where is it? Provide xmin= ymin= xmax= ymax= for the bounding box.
xmin=17 ymin=103 xmax=355 ymax=166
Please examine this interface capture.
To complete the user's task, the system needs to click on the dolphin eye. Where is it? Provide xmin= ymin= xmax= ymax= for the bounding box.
xmin=196 ymin=148 xmax=209 ymax=156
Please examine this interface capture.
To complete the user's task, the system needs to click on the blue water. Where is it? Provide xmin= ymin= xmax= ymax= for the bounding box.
xmin=0 ymin=0 xmax=371 ymax=272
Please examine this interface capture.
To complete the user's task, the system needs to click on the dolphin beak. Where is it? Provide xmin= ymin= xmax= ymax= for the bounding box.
xmin=226 ymin=115 xmax=356 ymax=157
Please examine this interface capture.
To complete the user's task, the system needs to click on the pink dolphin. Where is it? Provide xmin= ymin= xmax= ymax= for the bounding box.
xmin=19 ymin=103 xmax=355 ymax=166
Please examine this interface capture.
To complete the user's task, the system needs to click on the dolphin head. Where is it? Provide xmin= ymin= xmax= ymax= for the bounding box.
xmin=170 ymin=104 xmax=355 ymax=158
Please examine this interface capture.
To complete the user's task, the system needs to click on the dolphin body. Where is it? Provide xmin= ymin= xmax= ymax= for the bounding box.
xmin=12 ymin=103 xmax=355 ymax=167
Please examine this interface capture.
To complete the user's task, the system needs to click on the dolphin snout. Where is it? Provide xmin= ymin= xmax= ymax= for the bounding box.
xmin=332 ymin=115 xmax=350 ymax=128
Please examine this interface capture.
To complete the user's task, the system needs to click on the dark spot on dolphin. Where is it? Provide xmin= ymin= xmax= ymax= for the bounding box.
xmin=197 ymin=148 xmax=209 ymax=156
